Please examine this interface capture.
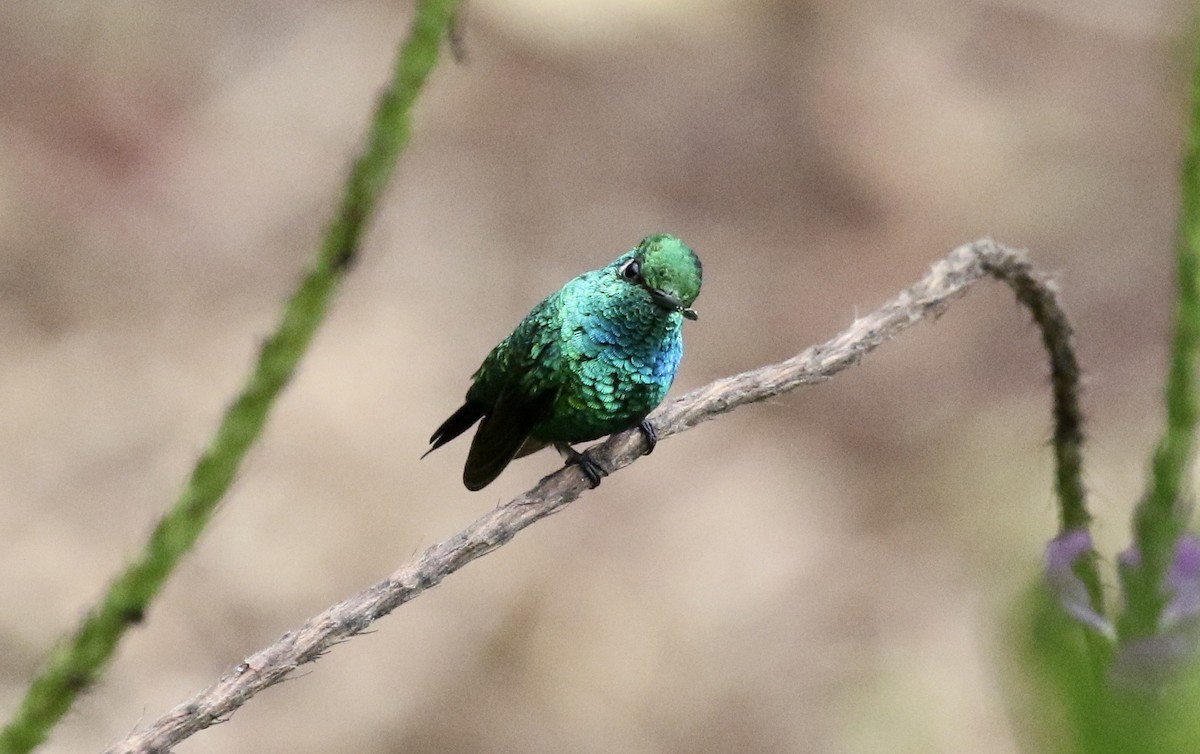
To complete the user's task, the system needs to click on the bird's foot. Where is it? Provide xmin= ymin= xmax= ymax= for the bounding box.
xmin=556 ymin=443 xmax=608 ymax=488
xmin=637 ymin=420 xmax=657 ymax=455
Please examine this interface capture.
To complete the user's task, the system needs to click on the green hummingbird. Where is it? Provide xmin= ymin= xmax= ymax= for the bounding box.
xmin=424 ymin=234 xmax=703 ymax=490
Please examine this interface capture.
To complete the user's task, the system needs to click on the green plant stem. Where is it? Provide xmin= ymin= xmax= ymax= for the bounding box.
xmin=1120 ymin=42 xmax=1200 ymax=642
xmin=0 ymin=2 xmax=461 ymax=751
xmin=981 ymin=251 xmax=1110 ymax=671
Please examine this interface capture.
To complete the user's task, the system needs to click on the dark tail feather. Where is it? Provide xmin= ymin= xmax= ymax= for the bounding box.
xmin=422 ymin=401 xmax=487 ymax=459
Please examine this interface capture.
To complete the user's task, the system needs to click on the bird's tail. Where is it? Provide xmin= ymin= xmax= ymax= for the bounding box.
xmin=422 ymin=401 xmax=486 ymax=459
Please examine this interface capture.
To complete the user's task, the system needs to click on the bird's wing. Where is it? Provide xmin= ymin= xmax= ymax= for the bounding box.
xmin=462 ymin=384 xmax=557 ymax=490
xmin=438 ymin=289 xmax=567 ymax=489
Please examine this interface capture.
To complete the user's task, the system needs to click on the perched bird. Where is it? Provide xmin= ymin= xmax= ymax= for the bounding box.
xmin=424 ymin=234 xmax=703 ymax=490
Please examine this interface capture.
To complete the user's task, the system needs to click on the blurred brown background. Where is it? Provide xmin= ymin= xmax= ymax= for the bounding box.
xmin=0 ymin=0 xmax=1191 ymax=751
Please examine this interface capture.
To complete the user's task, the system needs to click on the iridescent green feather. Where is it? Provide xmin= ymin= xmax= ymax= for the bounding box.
xmin=427 ymin=234 xmax=702 ymax=490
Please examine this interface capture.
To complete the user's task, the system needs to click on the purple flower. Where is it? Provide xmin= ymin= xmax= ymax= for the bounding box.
xmin=1045 ymin=529 xmax=1200 ymax=688
xmin=1162 ymin=535 xmax=1200 ymax=629
xmin=1045 ymin=530 xmax=1115 ymax=638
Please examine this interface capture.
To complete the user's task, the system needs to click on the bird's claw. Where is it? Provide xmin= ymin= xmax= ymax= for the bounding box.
xmin=577 ymin=454 xmax=607 ymax=488
xmin=565 ymin=450 xmax=607 ymax=488
xmin=637 ymin=420 xmax=657 ymax=455
xmin=556 ymin=423 xmax=655 ymax=489
xmin=555 ymin=442 xmax=608 ymax=488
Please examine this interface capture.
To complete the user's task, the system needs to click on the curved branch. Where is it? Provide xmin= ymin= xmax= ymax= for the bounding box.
xmin=104 ymin=238 xmax=1091 ymax=753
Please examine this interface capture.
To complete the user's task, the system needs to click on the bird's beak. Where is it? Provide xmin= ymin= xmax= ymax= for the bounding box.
xmin=650 ymin=288 xmax=699 ymax=320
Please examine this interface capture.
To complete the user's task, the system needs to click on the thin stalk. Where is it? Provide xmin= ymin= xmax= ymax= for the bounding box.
xmin=0 ymin=2 xmax=461 ymax=751
xmin=1119 ymin=41 xmax=1200 ymax=642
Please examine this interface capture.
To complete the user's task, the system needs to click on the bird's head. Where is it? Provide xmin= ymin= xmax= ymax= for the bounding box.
xmin=615 ymin=234 xmax=702 ymax=320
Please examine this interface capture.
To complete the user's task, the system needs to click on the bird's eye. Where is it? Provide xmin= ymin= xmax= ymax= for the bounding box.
xmin=620 ymin=259 xmax=642 ymax=281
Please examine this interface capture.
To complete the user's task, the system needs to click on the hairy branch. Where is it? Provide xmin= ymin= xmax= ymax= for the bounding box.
xmin=105 ymin=238 xmax=1091 ymax=753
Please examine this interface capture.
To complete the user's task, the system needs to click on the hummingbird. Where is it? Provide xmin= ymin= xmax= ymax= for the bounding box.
xmin=424 ymin=234 xmax=702 ymax=491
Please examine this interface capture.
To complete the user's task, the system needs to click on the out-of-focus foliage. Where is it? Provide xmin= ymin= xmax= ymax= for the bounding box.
xmin=1018 ymin=14 xmax=1200 ymax=750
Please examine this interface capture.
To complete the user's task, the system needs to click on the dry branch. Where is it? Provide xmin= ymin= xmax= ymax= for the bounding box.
xmin=105 ymin=238 xmax=1084 ymax=753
